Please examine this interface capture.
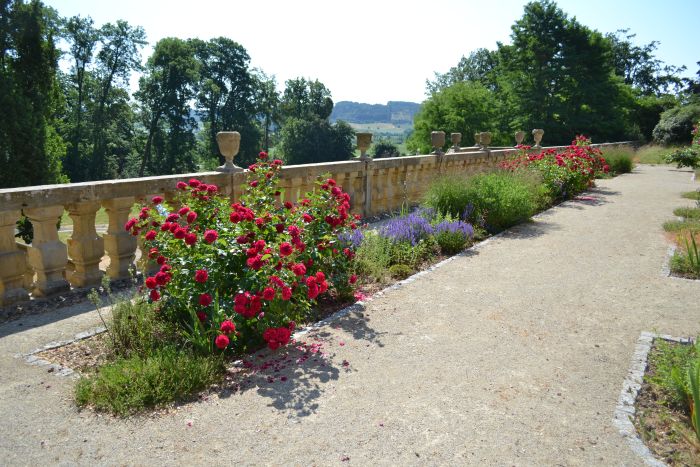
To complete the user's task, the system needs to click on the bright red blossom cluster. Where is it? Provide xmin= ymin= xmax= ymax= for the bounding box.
xmin=125 ymin=151 xmax=360 ymax=353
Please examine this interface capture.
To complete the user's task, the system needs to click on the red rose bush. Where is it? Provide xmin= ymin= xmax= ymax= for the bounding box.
xmin=125 ymin=152 xmax=359 ymax=354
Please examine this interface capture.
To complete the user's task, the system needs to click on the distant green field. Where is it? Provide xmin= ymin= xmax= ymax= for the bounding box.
xmin=348 ymin=122 xmax=411 ymax=135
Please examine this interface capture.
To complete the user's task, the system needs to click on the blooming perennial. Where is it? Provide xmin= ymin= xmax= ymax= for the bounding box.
xmin=125 ymin=152 xmax=359 ymax=353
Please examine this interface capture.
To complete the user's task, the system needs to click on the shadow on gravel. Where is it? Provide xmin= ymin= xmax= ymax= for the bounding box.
xmin=207 ymin=307 xmax=383 ymax=418
xmin=498 ymin=219 xmax=561 ymax=240
xmin=0 ymin=301 xmax=97 ymax=339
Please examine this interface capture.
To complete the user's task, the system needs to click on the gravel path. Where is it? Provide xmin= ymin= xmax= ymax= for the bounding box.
xmin=1 ymin=165 xmax=698 ymax=466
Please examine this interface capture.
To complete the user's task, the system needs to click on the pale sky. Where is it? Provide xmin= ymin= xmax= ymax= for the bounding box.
xmin=46 ymin=0 xmax=699 ymax=104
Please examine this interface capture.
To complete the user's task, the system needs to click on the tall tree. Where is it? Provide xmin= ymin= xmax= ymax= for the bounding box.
xmin=277 ymin=78 xmax=353 ymax=164
xmin=426 ymin=48 xmax=499 ymax=94
xmin=193 ymin=37 xmax=260 ymax=168
xmin=0 ymin=0 xmax=67 ymax=188
xmin=62 ymin=14 xmax=98 ymax=181
xmin=89 ymin=20 xmax=145 ymax=179
xmin=253 ymin=70 xmax=280 ymax=152
xmin=136 ymin=37 xmax=199 ymax=176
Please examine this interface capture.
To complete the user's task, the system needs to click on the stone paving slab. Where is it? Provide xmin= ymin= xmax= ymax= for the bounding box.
xmin=0 ymin=165 xmax=698 ymax=466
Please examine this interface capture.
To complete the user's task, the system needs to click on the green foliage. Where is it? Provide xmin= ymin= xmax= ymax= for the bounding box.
xmin=279 ymin=77 xmax=333 ymax=122
xmin=408 ymin=81 xmax=503 ymax=154
xmin=0 ymin=0 xmax=68 ymax=188
xmin=682 ymin=191 xmax=700 ymax=201
xmin=372 ymin=140 xmax=399 ymax=158
xmin=665 ymin=147 xmax=699 ymax=169
xmin=109 ymin=298 xmax=175 ymax=357
xmin=459 ymin=172 xmax=539 ymax=233
xmin=425 ymin=172 xmax=539 ymax=233
xmin=278 ymin=117 xmax=354 ymax=165
xmin=602 ymin=147 xmax=634 ymax=174
xmin=653 ymin=104 xmax=700 ymax=145
xmin=352 ymin=232 xmax=392 ymax=283
xmin=671 ymin=235 xmax=700 ymax=279
xmin=646 ymin=339 xmax=699 ymax=412
xmin=662 ymin=219 xmax=700 ymax=233
xmin=423 ymin=175 xmax=475 ymax=219
xmin=388 ymin=264 xmax=413 ymax=280
xmin=193 ymin=37 xmax=261 ymax=168
xmin=75 ymin=346 xmax=224 ymax=416
xmin=673 ymin=207 xmax=700 ymax=219
xmin=434 ymin=226 xmax=471 ymax=255
xmin=136 ymin=37 xmax=200 ymax=177
xmin=689 ymin=361 xmax=700 ymax=441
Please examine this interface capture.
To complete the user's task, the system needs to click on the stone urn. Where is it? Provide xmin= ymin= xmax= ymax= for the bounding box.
xmin=532 ymin=128 xmax=544 ymax=148
xmin=515 ymin=131 xmax=525 ymax=146
xmin=450 ymin=132 xmax=462 ymax=152
xmin=215 ymin=131 xmax=242 ymax=172
xmin=357 ymin=132 xmax=372 ymax=160
xmin=431 ymin=131 xmax=446 ymax=155
xmin=480 ymin=132 xmax=492 ymax=148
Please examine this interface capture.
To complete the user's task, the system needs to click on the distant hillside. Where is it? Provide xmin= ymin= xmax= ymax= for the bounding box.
xmin=331 ymin=101 xmax=421 ymax=124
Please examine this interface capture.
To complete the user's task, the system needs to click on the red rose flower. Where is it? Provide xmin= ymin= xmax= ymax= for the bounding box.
xmin=145 ymin=276 xmax=157 ymax=289
xmin=254 ymin=239 xmax=266 ymax=252
xmin=291 ymin=263 xmax=306 ymax=276
xmin=174 ymin=228 xmax=186 ymax=239
xmin=124 ymin=218 xmax=137 ymax=231
xmin=156 ymin=255 xmax=167 ymax=265
xmin=160 ymin=222 xmax=171 ymax=232
xmin=302 ymin=213 xmax=313 ymax=223
xmin=148 ymin=247 xmax=159 ymax=259
xmin=176 ymin=181 xmax=187 ymax=190
xmin=275 ymin=223 xmax=285 ymax=233
xmin=188 ymin=178 xmax=201 ymax=188
xmin=279 ymin=242 xmax=293 ymax=257
xmin=284 ymin=201 xmax=293 ymax=210
xmin=198 ymin=293 xmax=212 ymax=306
xmin=215 ymin=334 xmax=230 ymax=350
xmin=220 ymin=320 xmax=236 ymax=334
xmin=155 ymin=271 xmax=169 ymax=286
xmin=349 ymin=274 xmax=358 ymax=284
xmin=262 ymin=287 xmax=275 ymax=301
xmin=178 ymin=206 xmax=190 ymax=216
xmin=288 ymin=225 xmax=300 ymax=237
xmin=203 ymin=229 xmax=218 ymax=244
xmin=246 ymin=255 xmax=263 ymax=270
xmin=185 ymin=233 xmax=197 ymax=245
xmin=149 ymin=289 xmax=160 ymax=301
xmin=194 ymin=269 xmax=208 ymax=283
xmin=249 ymin=180 xmax=258 ymax=188
xmin=197 ymin=311 xmax=207 ymax=322
xmin=281 ymin=286 xmax=292 ymax=300
xmin=151 ymin=196 xmax=164 ymax=204
xmin=186 ymin=211 xmax=198 ymax=223
xmin=145 ymin=230 xmax=156 ymax=241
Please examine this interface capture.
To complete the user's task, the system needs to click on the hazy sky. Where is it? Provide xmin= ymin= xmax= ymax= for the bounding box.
xmin=45 ymin=0 xmax=699 ymax=104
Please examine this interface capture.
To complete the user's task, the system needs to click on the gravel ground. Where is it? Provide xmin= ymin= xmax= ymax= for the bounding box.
xmin=0 ymin=164 xmax=698 ymax=466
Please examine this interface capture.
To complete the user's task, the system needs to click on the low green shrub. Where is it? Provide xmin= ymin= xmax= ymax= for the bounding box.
xmin=673 ymin=207 xmax=700 ymax=219
xmin=646 ymin=338 xmax=700 ymax=411
xmin=75 ymin=347 xmax=224 ymax=416
xmin=602 ymin=148 xmax=634 ymax=175
xmin=682 ymin=190 xmax=700 ymax=201
xmin=109 ymin=298 xmax=175 ymax=357
xmin=423 ymin=175 xmax=474 ymax=220
xmin=662 ymin=219 xmax=700 ymax=233
xmin=665 ymin=147 xmax=699 ymax=169
xmin=388 ymin=264 xmax=413 ymax=279
xmin=462 ymin=172 xmax=539 ymax=233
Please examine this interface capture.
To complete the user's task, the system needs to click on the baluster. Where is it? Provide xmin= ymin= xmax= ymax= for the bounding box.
xmin=66 ymin=201 xmax=104 ymax=287
xmin=102 ymin=197 xmax=137 ymax=280
xmin=0 ymin=211 xmax=30 ymax=305
xmin=24 ymin=206 xmax=70 ymax=296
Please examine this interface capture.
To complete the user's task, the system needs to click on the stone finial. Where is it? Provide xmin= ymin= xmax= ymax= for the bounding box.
xmin=216 ymin=131 xmax=242 ymax=172
xmin=515 ymin=131 xmax=525 ymax=146
xmin=532 ymin=128 xmax=544 ymax=148
xmin=480 ymin=132 xmax=492 ymax=148
xmin=357 ymin=132 xmax=372 ymax=161
xmin=431 ymin=131 xmax=446 ymax=155
xmin=450 ymin=132 xmax=462 ymax=152
xmin=474 ymin=132 xmax=481 ymax=148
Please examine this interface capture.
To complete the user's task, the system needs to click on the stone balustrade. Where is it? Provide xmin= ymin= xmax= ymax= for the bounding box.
xmin=0 ymin=136 xmax=633 ymax=306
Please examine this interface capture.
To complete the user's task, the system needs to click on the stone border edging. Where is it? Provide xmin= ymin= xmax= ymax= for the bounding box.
xmin=16 ymin=326 xmax=107 ymax=377
xmin=614 ymin=332 xmax=694 ymax=467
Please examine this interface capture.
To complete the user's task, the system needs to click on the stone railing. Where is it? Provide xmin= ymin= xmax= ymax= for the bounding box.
xmin=0 ymin=130 xmax=633 ymax=305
